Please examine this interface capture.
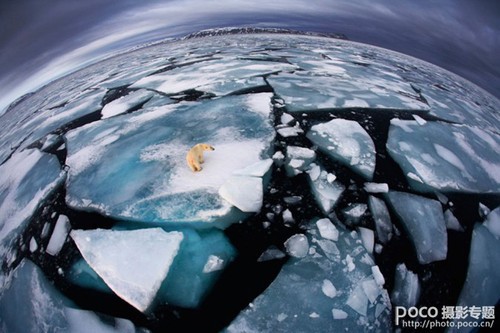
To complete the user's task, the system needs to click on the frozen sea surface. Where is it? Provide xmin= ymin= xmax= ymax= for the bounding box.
xmin=0 ymin=32 xmax=498 ymax=332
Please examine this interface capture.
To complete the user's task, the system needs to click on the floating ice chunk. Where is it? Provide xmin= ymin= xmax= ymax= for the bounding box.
xmin=203 ymin=255 xmax=225 ymax=273
xmin=483 ymin=207 xmax=500 ymax=238
xmin=371 ymin=265 xmax=385 ymax=286
xmin=307 ymin=164 xmax=345 ymax=214
xmin=342 ymin=203 xmax=367 ymax=225
xmin=0 ymin=149 xmax=65 ymax=258
xmin=71 ymin=228 xmax=183 ymax=312
xmin=272 ymin=151 xmax=285 ymax=161
xmin=479 ymin=202 xmax=491 ymax=219
xmin=387 ymin=120 xmax=500 ymax=193
xmin=276 ymin=125 xmax=304 ymax=137
xmin=391 ymin=263 xmax=420 ymax=308
xmin=101 ymin=89 xmax=154 ymax=119
xmin=285 ymin=146 xmax=316 ymax=176
xmin=444 ymin=209 xmax=464 ymax=232
xmin=309 ymin=312 xmax=320 ymax=319
xmin=232 ymin=159 xmax=273 ymax=177
xmin=307 ymin=119 xmax=376 ymax=180
xmin=346 ymin=284 xmax=368 ymax=316
xmin=358 ymin=227 xmax=374 ymax=254
xmin=345 ymin=254 xmax=356 ymax=272
xmin=316 ymin=218 xmax=339 ymax=241
xmin=258 ymin=246 xmax=286 ymax=262
xmin=282 ymin=209 xmax=295 ymax=223
xmin=219 ymin=176 xmax=263 ymax=213
xmin=280 ymin=113 xmax=295 ymax=125
xmin=386 ymin=191 xmax=447 ymax=264
xmin=368 ymin=196 xmax=393 ymax=244
xmin=332 ymin=309 xmax=348 ymax=319
xmin=322 ymin=279 xmax=337 ymax=298
xmin=0 ymin=259 xmax=139 ymax=333
xmin=284 ymin=234 xmax=309 ymax=258
xmin=454 ymin=223 xmax=500 ymax=330
xmin=46 ymin=215 xmax=71 ymax=256
xmin=41 ymin=134 xmax=63 ymax=152
xmin=364 ymin=182 xmax=389 ymax=193
xmin=29 ymin=237 xmax=38 ymax=253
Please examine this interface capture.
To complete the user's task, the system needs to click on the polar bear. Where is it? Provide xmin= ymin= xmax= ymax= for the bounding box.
xmin=186 ymin=143 xmax=215 ymax=172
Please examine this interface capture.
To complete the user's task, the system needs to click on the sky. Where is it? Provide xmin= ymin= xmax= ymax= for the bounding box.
xmin=0 ymin=0 xmax=499 ymax=114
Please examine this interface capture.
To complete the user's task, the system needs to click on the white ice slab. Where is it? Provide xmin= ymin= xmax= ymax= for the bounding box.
xmin=307 ymin=119 xmax=376 ymax=180
xmin=219 ymin=176 xmax=263 ymax=213
xmin=307 ymin=164 xmax=345 ymax=214
xmin=71 ymin=228 xmax=183 ymax=312
xmin=46 ymin=215 xmax=71 ymax=256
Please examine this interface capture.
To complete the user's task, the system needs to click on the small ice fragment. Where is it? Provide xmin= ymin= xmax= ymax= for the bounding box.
xmin=284 ymin=234 xmax=309 ymax=258
xmin=345 ymin=254 xmax=355 ymax=272
xmin=362 ymin=278 xmax=381 ymax=303
xmin=326 ymin=173 xmax=336 ymax=183
xmin=282 ymin=209 xmax=295 ymax=223
xmin=375 ymin=244 xmax=383 ymax=254
xmin=332 ymin=309 xmax=348 ymax=319
xmin=479 ymin=203 xmax=491 ymax=219
xmin=346 ymin=284 xmax=368 ymax=316
xmin=322 ymin=279 xmax=337 ymax=298
xmin=371 ymin=265 xmax=385 ymax=286
xmin=484 ymin=207 xmax=500 ymax=238
xmin=29 ymin=237 xmax=38 ymax=252
xmin=316 ymin=218 xmax=339 ymax=241
xmin=281 ymin=113 xmax=295 ymax=125
xmin=309 ymin=312 xmax=320 ymax=318
xmin=364 ymin=182 xmax=389 ymax=193
xmin=358 ymin=227 xmax=374 ymax=254
xmin=277 ymin=313 xmax=288 ymax=322
xmin=203 ymin=255 xmax=225 ymax=273
xmin=272 ymin=151 xmax=285 ymax=161
xmin=258 ymin=246 xmax=286 ymax=262
xmin=41 ymin=222 xmax=51 ymax=239
xmin=444 ymin=210 xmax=463 ymax=232
xmin=46 ymin=215 xmax=71 ymax=256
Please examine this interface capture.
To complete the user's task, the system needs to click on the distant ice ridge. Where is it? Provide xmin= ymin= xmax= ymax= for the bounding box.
xmin=226 ymin=217 xmax=392 ymax=332
xmin=0 ymin=259 xmax=143 ymax=333
xmin=387 ymin=119 xmax=500 ymax=194
xmin=307 ymin=119 xmax=376 ymax=180
xmin=0 ymin=149 xmax=66 ymax=262
xmin=65 ymin=93 xmax=275 ymax=228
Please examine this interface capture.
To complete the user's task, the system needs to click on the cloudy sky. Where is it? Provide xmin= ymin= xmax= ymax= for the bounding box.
xmin=0 ymin=0 xmax=498 ymax=114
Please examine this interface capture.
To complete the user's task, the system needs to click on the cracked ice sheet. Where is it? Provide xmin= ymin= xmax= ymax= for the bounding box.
xmin=0 ymin=259 xmax=141 ymax=333
xmin=65 ymin=93 xmax=275 ymax=228
xmin=226 ymin=218 xmax=392 ymax=333
xmin=101 ymin=89 xmax=154 ymax=119
xmin=131 ymin=57 xmax=295 ymax=95
xmin=267 ymin=70 xmax=429 ymax=113
xmin=387 ymin=119 xmax=500 ymax=194
xmin=71 ymin=228 xmax=183 ymax=313
xmin=0 ymin=149 xmax=66 ymax=260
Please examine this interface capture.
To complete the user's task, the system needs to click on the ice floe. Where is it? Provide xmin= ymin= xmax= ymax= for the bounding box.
xmin=46 ymin=215 xmax=71 ymax=256
xmin=101 ymin=89 xmax=154 ymax=119
xmin=307 ymin=163 xmax=345 ymax=214
xmin=391 ymin=263 xmax=420 ymax=308
xmin=0 ymin=259 xmax=141 ymax=333
xmin=65 ymin=93 xmax=275 ymax=228
xmin=307 ymin=119 xmax=376 ymax=180
xmin=71 ymin=228 xmax=183 ymax=312
xmin=386 ymin=191 xmax=447 ymax=264
xmin=368 ymin=196 xmax=393 ymax=244
xmin=0 ymin=149 xmax=65 ymax=260
xmin=387 ymin=119 xmax=500 ymax=193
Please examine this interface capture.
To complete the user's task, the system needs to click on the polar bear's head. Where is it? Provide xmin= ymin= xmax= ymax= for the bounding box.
xmin=199 ymin=143 xmax=215 ymax=151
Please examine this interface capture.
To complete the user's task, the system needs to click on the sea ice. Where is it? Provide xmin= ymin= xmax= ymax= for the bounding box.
xmin=307 ymin=119 xmax=376 ymax=180
xmin=444 ymin=209 xmax=464 ymax=232
xmin=65 ymin=93 xmax=275 ymax=228
xmin=316 ymin=218 xmax=339 ymax=241
xmin=358 ymin=227 xmax=375 ymax=254
xmin=342 ymin=203 xmax=368 ymax=225
xmin=284 ymin=234 xmax=309 ymax=258
xmin=483 ymin=207 xmax=500 ymax=238
xmin=307 ymin=163 xmax=345 ymax=214
xmin=226 ymin=220 xmax=392 ymax=332
xmin=0 ymin=259 xmax=140 ymax=333
xmin=101 ymin=89 xmax=154 ymax=119
xmin=453 ymin=222 xmax=500 ymax=330
xmin=387 ymin=119 xmax=500 ymax=193
xmin=0 ymin=149 xmax=66 ymax=261
xmin=386 ymin=191 xmax=447 ymax=264
xmin=285 ymin=146 xmax=316 ymax=176
xmin=364 ymin=182 xmax=389 ymax=193
xmin=219 ymin=176 xmax=263 ymax=213
xmin=71 ymin=228 xmax=183 ymax=312
xmin=46 ymin=214 xmax=71 ymax=256
xmin=368 ymin=196 xmax=393 ymax=244
xmin=391 ymin=263 xmax=420 ymax=308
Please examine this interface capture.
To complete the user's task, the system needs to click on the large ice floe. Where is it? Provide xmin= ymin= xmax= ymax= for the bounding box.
xmin=0 ymin=31 xmax=499 ymax=332
xmin=65 ymin=93 xmax=275 ymax=228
